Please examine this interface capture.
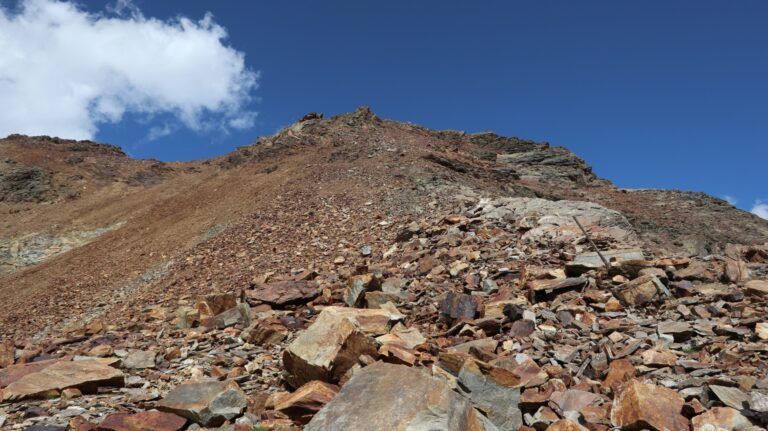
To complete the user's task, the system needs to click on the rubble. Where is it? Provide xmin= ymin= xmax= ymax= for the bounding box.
xmin=1 ymin=195 xmax=767 ymax=430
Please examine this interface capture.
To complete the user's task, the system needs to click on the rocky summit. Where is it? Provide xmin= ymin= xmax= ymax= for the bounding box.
xmin=0 ymin=108 xmax=767 ymax=430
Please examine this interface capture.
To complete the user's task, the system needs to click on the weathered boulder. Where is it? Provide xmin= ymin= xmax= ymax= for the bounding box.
xmin=248 ymin=280 xmax=319 ymax=307
xmin=282 ymin=307 xmax=383 ymax=387
xmin=691 ymin=407 xmax=753 ymax=431
xmin=241 ymin=319 xmax=288 ymax=346
xmin=305 ymin=362 xmax=497 ymax=431
xmin=457 ymin=359 xmax=523 ymax=430
xmin=195 ymin=292 xmax=237 ymax=317
xmin=615 ymin=275 xmax=659 ymax=306
xmin=98 ymin=410 xmax=187 ymax=431
xmin=1 ymin=359 xmax=124 ymax=401
xmin=274 ymin=380 xmax=338 ymax=424
xmin=122 ymin=350 xmax=156 ymax=370
xmin=610 ymin=379 xmax=688 ymax=431
xmin=745 ymin=280 xmax=768 ymax=297
xmin=157 ymin=380 xmax=246 ymax=427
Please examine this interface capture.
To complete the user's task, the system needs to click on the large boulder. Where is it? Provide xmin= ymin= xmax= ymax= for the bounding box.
xmin=610 ymin=379 xmax=688 ymax=431
xmin=305 ymin=362 xmax=497 ymax=431
xmin=0 ymin=359 xmax=124 ymax=401
xmin=156 ymin=380 xmax=246 ymax=427
xmin=282 ymin=306 xmax=402 ymax=387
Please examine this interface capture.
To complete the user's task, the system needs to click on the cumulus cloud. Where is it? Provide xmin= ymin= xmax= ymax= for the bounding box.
xmin=752 ymin=200 xmax=768 ymax=220
xmin=0 ymin=0 xmax=258 ymax=140
xmin=723 ymin=195 xmax=738 ymax=206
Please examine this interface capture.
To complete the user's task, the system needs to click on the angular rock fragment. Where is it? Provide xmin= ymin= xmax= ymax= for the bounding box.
xmin=545 ymin=419 xmax=590 ymax=431
xmin=282 ymin=307 xmax=401 ymax=387
xmin=241 ymin=319 xmax=288 ymax=346
xmin=440 ymin=292 xmax=479 ymax=321
xmin=458 ymin=359 xmax=523 ymax=430
xmin=691 ymin=407 xmax=753 ymax=431
xmin=745 ymin=280 xmax=768 ymax=297
xmin=1 ymin=359 xmax=124 ymax=401
xmin=305 ymin=362 xmax=496 ymax=431
xmin=615 ymin=275 xmax=658 ymax=306
xmin=343 ymin=274 xmax=380 ymax=307
xmin=195 ymin=292 xmax=237 ymax=317
xmin=610 ymin=379 xmax=688 ymax=431
xmin=248 ymin=280 xmax=319 ymax=307
xmin=0 ymin=340 xmax=14 ymax=368
xmin=157 ymin=380 xmax=246 ymax=427
xmin=122 ymin=350 xmax=156 ymax=370
xmin=98 ymin=410 xmax=187 ymax=431
xmin=274 ymin=380 xmax=338 ymax=424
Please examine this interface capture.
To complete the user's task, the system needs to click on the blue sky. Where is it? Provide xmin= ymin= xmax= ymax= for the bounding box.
xmin=1 ymin=1 xmax=766 ymax=217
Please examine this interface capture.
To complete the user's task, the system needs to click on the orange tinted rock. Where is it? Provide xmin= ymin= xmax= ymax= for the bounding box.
xmin=98 ymin=410 xmax=187 ymax=431
xmin=602 ymin=359 xmax=636 ymax=393
xmin=691 ymin=407 xmax=752 ymax=431
xmin=274 ymin=380 xmax=338 ymax=424
xmin=1 ymin=359 xmax=124 ymax=401
xmin=641 ymin=350 xmax=677 ymax=367
xmin=546 ymin=419 xmax=589 ymax=431
xmin=610 ymin=379 xmax=688 ymax=431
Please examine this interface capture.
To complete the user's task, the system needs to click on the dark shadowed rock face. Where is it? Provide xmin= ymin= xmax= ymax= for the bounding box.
xmin=0 ymin=163 xmax=53 ymax=202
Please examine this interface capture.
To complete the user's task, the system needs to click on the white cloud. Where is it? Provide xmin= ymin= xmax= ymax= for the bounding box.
xmin=752 ymin=200 xmax=768 ymax=220
xmin=723 ymin=195 xmax=738 ymax=205
xmin=0 ymin=0 xmax=258 ymax=140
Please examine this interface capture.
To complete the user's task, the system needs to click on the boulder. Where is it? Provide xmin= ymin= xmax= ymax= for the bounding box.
xmin=745 ymin=280 xmax=768 ymax=297
xmin=343 ymin=274 xmax=380 ymax=307
xmin=691 ymin=407 xmax=753 ymax=431
xmin=610 ymin=379 xmax=688 ymax=431
xmin=615 ymin=275 xmax=659 ymax=306
xmin=439 ymin=292 xmax=479 ymax=321
xmin=248 ymin=280 xmax=319 ymax=307
xmin=282 ymin=308 xmax=379 ymax=387
xmin=274 ymin=380 xmax=338 ymax=424
xmin=1 ymin=359 xmax=124 ymax=401
xmin=122 ymin=350 xmax=156 ymax=370
xmin=98 ymin=410 xmax=186 ymax=431
xmin=195 ymin=292 xmax=237 ymax=317
xmin=157 ymin=380 xmax=247 ymax=427
xmin=241 ymin=319 xmax=288 ymax=346
xmin=305 ymin=362 xmax=497 ymax=431
xmin=457 ymin=359 xmax=523 ymax=430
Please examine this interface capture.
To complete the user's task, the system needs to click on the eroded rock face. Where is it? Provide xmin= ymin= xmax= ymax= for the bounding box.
xmin=610 ymin=379 xmax=688 ymax=431
xmin=473 ymin=197 xmax=638 ymax=246
xmin=0 ymin=359 xmax=124 ymax=401
xmin=305 ymin=362 xmax=496 ymax=431
xmin=156 ymin=380 xmax=246 ymax=427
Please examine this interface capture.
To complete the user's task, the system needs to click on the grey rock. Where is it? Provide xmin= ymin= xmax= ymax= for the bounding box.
xmin=306 ymin=362 xmax=497 ymax=431
xmin=157 ymin=380 xmax=247 ymax=427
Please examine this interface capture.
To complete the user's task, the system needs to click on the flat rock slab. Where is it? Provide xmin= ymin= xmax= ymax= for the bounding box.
xmin=157 ymin=380 xmax=246 ymax=427
xmin=121 ymin=350 xmax=156 ymax=370
xmin=99 ymin=410 xmax=187 ymax=431
xmin=248 ymin=280 xmax=319 ymax=306
xmin=0 ymin=357 xmax=63 ymax=388
xmin=1 ymin=359 xmax=124 ymax=401
xmin=305 ymin=362 xmax=496 ymax=431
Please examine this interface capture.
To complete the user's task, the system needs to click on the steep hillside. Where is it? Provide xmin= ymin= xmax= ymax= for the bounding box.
xmin=0 ymin=107 xmax=767 ymax=430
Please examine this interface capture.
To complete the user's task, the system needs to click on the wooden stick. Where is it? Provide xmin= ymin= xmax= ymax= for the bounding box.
xmin=572 ymin=216 xmax=610 ymax=269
